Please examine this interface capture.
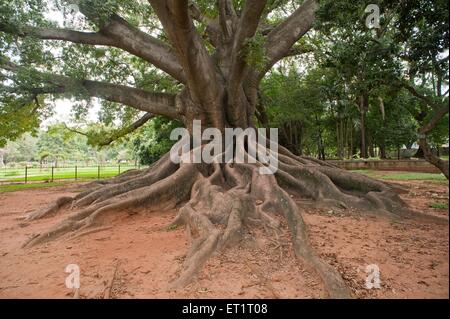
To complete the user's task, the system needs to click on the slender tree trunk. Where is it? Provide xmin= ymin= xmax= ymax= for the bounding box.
xmin=367 ymin=132 xmax=375 ymax=158
xmin=298 ymin=123 xmax=303 ymax=156
xmin=349 ymin=122 xmax=354 ymax=159
xmin=380 ymin=141 xmax=386 ymax=159
xmin=359 ymin=95 xmax=369 ymax=159
xmin=414 ymin=145 xmax=425 ymax=158
xmin=0 ymin=150 xmax=4 ymax=168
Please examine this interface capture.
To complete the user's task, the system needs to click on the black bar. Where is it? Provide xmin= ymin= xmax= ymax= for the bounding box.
xmin=0 ymin=299 xmax=446 ymax=318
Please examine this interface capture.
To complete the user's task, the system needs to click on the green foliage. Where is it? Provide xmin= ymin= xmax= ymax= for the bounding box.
xmin=0 ymin=0 xmax=448 ymax=164
xmin=355 ymin=170 xmax=447 ymax=182
xmin=0 ymin=95 xmax=41 ymax=147
xmin=367 ymin=91 xmax=418 ymax=151
xmin=132 ymin=117 xmax=180 ymax=165
xmin=242 ymin=33 xmax=268 ymax=71
xmin=429 ymin=203 xmax=448 ymax=210
xmin=0 ymin=182 xmax=65 ymax=193
xmin=1 ymin=123 xmax=134 ymax=165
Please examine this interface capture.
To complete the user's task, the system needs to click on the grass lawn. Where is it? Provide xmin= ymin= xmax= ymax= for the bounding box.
xmin=1 ymin=168 xmax=447 ymax=193
xmin=0 ymin=166 xmax=139 ymax=183
xmin=351 ymin=170 xmax=448 ymax=183
xmin=429 ymin=202 xmax=449 ymax=209
xmin=0 ymin=182 xmax=71 ymax=193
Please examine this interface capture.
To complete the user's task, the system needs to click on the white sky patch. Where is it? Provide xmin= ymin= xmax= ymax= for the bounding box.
xmin=41 ymin=98 xmax=100 ymax=128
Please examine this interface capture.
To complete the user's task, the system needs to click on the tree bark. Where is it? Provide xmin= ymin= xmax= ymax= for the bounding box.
xmin=359 ymin=95 xmax=369 ymax=159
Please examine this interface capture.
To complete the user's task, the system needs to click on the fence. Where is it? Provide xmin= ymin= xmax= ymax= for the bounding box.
xmin=0 ymin=164 xmax=145 ymax=185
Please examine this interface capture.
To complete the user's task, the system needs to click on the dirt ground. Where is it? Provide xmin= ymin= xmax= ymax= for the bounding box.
xmin=0 ymin=178 xmax=448 ymax=299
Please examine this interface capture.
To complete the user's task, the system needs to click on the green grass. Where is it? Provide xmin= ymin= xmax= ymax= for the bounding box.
xmin=0 ymin=166 xmax=138 ymax=183
xmin=0 ymin=182 xmax=68 ymax=193
xmin=429 ymin=203 xmax=449 ymax=209
xmin=352 ymin=170 xmax=447 ymax=182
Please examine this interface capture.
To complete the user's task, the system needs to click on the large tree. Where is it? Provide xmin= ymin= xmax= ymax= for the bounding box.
xmin=0 ymin=0 xmax=439 ymax=298
xmin=315 ymin=0 xmax=449 ymax=176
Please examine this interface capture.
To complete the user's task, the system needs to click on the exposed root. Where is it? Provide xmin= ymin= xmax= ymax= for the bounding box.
xmin=21 ymin=146 xmax=441 ymax=298
xmin=25 ymin=196 xmax=73 ymax=221
xmin=67 ymin=226 xmax=113 ymax=241
xmin=23 ymin=162 xmax=199 ymax=247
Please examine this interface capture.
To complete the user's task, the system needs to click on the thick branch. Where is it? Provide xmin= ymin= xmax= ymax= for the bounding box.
xmin=0 ymin=60 xmax=179 ymax=120
xmin=260 ymin=0 xmax=318 ymax=79
xmin=1 ymin=17 xmax=186 ymax=83
xmin=188 ymin=3 xmax=221 ymax=46
xmin=79 ymin=80 xmax=179 ymax=119
xmin=417 ymin=138 xmax=449 ymax=179
xmin=218 ymin=0 xmax=238 ymax=38
xmin=66 ymin=113 xmax=155 ymax=147
xmin=99 ymin=15 xmax=185 ymax=83
xmin=229 ymin=0 xmax=267 ymax=86
xmin=0 ymin=23 xmax=115 ymax=46
xmin=149 ymin=0 xmax=224 ymax=128
xmin=402 ymin=82 xmax=446 ymax=110
xmin=226 ymin=0 xmax=267 ymax=126
xmin=419 ymin=104 xmax=449 ymax=135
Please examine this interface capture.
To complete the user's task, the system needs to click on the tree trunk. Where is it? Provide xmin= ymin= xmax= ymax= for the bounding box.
xmin=380 ymin=142 xmax=387 ymax=159
xmin=359 ymin=95 xmax=369 ymax=159
xmin=298 ymin=124 xmax=303 ymax=156
xmin=367 ymin=131 xmax=375 ymax=158
xmin=0 ymin=150 xmax=4 ymax=168
xmin=348 ymin=120 xmax=354 ymax=159
xmin=414 ymin=145 xmax=425 ymax=158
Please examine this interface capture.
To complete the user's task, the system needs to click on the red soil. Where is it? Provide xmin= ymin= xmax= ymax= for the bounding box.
xmin=0 ymin=179 xmax=448 ymax=299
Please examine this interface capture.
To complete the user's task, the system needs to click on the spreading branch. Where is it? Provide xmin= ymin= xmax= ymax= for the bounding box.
xmin=0 ymin=23 xmax=115 ymax=46
xmin=418 ymin=103 xmax=449 ymax=135
xmin=0 ymin=59 xmax=180 ymax=120
xmin=188 ymin=3 xmax=221 ymax=46
xmin=64 ymin=112 xmax=155 ymax=147
xmin=401 ymin=81 xmax=446 ymax=111
xmin=0 ymin=16 xmax=186 ymax=83
xmin=228 ymin=0 xmax=267 ymax=104
xmin=260 ymin=0 xmax=318 ymax=79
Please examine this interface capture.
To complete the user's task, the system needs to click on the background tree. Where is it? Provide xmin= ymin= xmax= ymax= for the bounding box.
xmin=315 ymin=0 xmax=449 ymax=176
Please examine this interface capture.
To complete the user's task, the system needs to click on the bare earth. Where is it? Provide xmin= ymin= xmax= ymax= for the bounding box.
xmin=0 ymin=179 xmax=448 ymax=299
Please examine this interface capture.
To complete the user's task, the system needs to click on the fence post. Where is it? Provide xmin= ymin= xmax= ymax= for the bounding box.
xmin=25 ymin=166 xmax=28 ymax=184
xmin=98 ymin=165 xmax=100 ymax=179
xmin=75 ymin=165 xmax=78 ymax=181
xmin=51 ymin=166 xmax=54 ymax=182
xmin=118 ymin=164 xmax=121 ymax=175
